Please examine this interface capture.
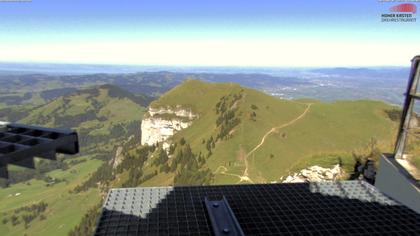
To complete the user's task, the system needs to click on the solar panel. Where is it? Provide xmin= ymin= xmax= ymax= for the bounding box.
xmin=95 ymin=181 xmax=420 ymax=235
xmin=0 ymin=123 xmax=79 ymax=178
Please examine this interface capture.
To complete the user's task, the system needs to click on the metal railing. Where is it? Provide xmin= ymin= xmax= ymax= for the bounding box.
xmin=393 ymin=55 xmax=420 ymax=180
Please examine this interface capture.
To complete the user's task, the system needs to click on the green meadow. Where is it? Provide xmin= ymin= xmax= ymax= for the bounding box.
xmin=0 ymin=157 xmax=102 ymax=236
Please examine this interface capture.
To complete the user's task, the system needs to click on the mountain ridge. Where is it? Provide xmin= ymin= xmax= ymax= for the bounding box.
xmin=139 ymin=80 xmax=398 ymax=185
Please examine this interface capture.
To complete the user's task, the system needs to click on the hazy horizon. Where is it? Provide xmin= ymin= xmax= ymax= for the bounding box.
xmin=0 ymin=61 xmax=410 ymax=76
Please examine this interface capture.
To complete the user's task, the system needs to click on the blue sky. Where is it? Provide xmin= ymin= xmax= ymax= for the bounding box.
xmin=0 ymin=0 xmax=419 ymax=66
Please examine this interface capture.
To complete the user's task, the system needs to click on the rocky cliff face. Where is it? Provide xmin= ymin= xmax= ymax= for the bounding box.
xmin=110 ymin=146 xmax=124 ymax=169
xmin=109 ymin=135 xmax=135 ymax=169
xmin=281 ymin=164 xmax=343 ymax=183
xmin=141 ymin=106 xmax=197 ymax=149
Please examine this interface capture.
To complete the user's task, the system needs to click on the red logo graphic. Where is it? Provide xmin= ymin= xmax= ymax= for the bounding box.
xmin=390 ymin=3 xmax=417 ymax=14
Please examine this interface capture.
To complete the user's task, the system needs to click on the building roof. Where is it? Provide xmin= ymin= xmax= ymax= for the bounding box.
xmin=95 ymin=181 xmax=420 ymax=235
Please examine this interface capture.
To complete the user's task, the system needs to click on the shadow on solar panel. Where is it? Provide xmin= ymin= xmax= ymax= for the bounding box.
xmin=95 ymin=181 xmax=420 ymax=236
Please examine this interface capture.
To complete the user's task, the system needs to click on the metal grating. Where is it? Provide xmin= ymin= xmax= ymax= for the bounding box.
xmin=95 ymin=181 xmax=420 ymax=235
xmin=0 ymin=123 xmax=79 ymax=178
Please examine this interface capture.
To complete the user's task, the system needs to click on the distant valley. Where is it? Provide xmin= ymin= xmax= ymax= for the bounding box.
xmin=0 ymin=64 xmax=410 ymax=110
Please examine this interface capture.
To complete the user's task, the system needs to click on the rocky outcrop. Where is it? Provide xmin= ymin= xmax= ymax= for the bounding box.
xmin=109 ymin=135 xmax=134 ymax=169
xmin=148 ymin=107 xmax=196 ymax=119
xmin=110 ymin=146 xmax=124 ymax=169
xmin=141 ymin=106 xmax=197 ymax=149
xmin=281 ymin=164 xmax=343 ymax=183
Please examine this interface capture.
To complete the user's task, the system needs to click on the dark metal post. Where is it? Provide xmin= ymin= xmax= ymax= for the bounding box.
xmin=394 ymin=56 xmax=420 ymax=159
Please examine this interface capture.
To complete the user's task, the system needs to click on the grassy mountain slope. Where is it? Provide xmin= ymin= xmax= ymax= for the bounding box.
xmin=20 ymin=83 xmax=144 ymax=127
xmin=0 ymin=158 xmax=102 ymax=236
xmin=145 ymin=80 xmax=398 ymax=184
xmin=19 ymin=80 xmax=400 ymax=235
xmin=20 ymin=84 xmax=145 ymax=150
xmin=0 ymin=85 xmax=146 ymax=236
